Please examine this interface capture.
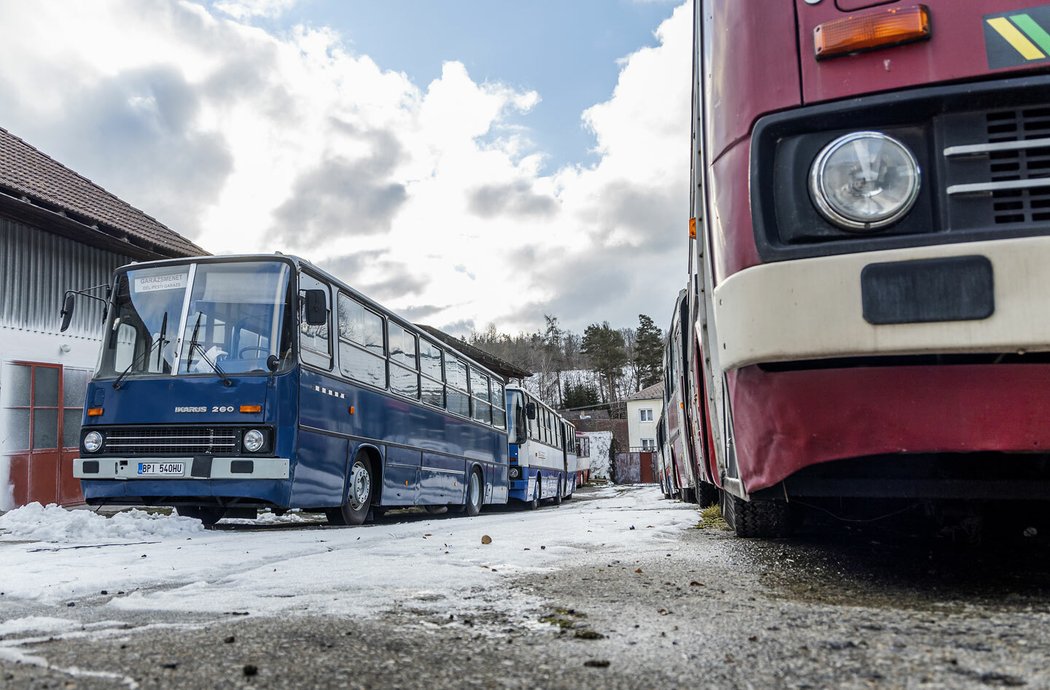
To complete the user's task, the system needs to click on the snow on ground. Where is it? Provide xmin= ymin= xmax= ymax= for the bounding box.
xmin=0 ymin=486 xmax=697 ymax=624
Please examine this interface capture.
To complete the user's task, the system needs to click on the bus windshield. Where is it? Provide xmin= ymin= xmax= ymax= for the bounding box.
xmin=98 ymin=261 xmax=291 ymax=379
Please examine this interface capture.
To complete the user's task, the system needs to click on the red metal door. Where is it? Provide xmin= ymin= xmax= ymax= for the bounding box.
xmin=2 ymin=362 xmax=85 ymax=507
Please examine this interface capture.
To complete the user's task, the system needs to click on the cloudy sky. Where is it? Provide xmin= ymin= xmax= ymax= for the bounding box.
xmin=0 ymin=0 xmax=690 ymax=336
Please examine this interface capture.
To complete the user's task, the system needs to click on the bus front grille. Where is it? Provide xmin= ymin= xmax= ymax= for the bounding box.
xmin=944 ymin=106 xmax=1050 ymax=228
xmin=102 ymin=427 xmax=240 ymax=456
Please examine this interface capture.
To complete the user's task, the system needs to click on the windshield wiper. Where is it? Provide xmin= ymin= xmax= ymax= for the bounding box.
xmin=113 ymin=312 xmax=168 ymax=390
xmin=185 ymin=312 xmax=231 ymax=387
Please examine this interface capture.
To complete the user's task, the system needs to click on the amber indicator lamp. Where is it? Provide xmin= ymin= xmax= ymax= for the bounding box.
xmin=87 ymin=407 xmax=104 ymax=417
xmin=814 ymin=5 xmax=931 ymax=60
xmin=239 ymin=404 xmax=262 ymax=413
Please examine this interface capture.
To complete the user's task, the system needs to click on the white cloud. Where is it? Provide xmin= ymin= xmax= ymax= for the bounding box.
xmin=213 ymin=0 xmax=297 ymax=20
xmin=0 ymin=0 xmax=690 ymax=335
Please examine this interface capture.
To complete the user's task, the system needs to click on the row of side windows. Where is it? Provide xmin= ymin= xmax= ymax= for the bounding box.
xmin=298 ymin=274 xmax=506 ymax=429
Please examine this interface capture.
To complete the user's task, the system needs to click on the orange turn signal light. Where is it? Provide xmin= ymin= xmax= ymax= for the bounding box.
xmin=689 ymin=217 xmax=697 ymax=240
xmin=87 ymin=407 xmax=104 ymax=417
xmin=348 ymin=406 xmax=356 ymax=416
xmin=814 ymin=5 xmax=930 ymax=61
xmin=240 ymin=404 xmax=262 ymax=413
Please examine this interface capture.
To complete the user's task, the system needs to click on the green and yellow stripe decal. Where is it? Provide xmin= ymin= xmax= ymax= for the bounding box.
xmin=987 ymin=12 xmax=1050 ymax=61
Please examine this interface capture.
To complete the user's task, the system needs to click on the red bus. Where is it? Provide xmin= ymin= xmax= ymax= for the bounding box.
xmin=689 ymin=0 xmax=1050 ymax=536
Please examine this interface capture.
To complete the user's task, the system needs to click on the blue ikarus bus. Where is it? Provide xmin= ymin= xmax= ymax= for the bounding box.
xmin=505 ymin=386 xmax=577 ymax=509
xmin=64 ymin=254 xmax=509 ymax=525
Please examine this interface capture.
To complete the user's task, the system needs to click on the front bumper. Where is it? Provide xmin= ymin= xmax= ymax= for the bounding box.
xmin=714 ymin=235 xmax=1050 ymax=370
xmin=74 ymin=457 xmax=290 ymax=480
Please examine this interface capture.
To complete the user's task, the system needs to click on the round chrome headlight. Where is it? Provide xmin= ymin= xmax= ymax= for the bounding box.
xmin=809 ymin=131 xmax=921 ymax=231
xmin=83 ymin=431 xmax=103 ymax=453
xmin=243 ymin=429 xmax=265 ymax=453
xmin=509 ymin=466 xmax=521 ymax=479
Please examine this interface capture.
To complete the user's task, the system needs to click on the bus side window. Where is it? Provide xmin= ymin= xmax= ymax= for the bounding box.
xmin=420 ymin=339 xmax=444 ymax=407
xmin=470 ymin=368 xmax=492 ymax=425
xmin=298 ymin=273 xmax=332 ymax=370
xmin=491 ymin=380 xmax=506 ymax=429
xmin=388 ymin=321 xmax=419 ymax=399
xmin=336 ymin=293 xmax=385 ymax=388
xmin=445 ymin=356 xmax=470 ymax=417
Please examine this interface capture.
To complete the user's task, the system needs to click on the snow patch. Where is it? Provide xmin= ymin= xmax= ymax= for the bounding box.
xmin=0 ymin=503 xmax=204 ymax=543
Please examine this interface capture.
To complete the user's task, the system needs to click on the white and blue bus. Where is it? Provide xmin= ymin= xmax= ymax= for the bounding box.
xmin=65 ymin=254 xmax=509 ymax=525
xmin=505 ymin=386 xmax=576 ymax=508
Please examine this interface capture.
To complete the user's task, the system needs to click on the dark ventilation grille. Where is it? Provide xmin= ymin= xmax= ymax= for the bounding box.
xmin=987 ymin=108 xmax=1050 ymax=226
xmin=103 ymin=427 xmax=239 ymax=456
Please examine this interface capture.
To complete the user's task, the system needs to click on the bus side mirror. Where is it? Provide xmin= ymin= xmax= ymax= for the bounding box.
xmin=525 ymin=402 xmax=537 ymax=420
xmin=60 ymin=293 xmax=76 ymax=332
xmin=266 ymin=354 xmax=280 ymax=372
xmin=303 ymin=290 xmax=327 ymax=326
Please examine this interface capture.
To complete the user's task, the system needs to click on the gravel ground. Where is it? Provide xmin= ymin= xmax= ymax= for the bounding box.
xmin=3 ymin=489 xmax=1050 ymax=689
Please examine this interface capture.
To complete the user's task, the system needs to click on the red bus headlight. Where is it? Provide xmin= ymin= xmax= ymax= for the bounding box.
xmin=809 ymin=131 xmax=921 ymax=232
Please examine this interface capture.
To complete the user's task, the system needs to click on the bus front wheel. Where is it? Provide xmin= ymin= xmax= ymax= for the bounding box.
xmin=327 ymin=456 xmax=373 ymax=526
xmin=554 ymin=478 xmax=563 ymax=506
xmin=176 ymin=506 xmax=225 ymax=526
xmin=527 ymin=475 xmax=540 ymax=510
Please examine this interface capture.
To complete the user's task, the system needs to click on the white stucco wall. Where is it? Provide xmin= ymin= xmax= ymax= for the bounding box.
xmin=626 ymin=398 xmax=660 ymax=451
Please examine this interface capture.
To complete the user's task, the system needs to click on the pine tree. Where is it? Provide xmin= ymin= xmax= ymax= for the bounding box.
xmin=581 ymin=322 xmax=628 ymax=405
xmin=634 ymin=314 xmax=663 ymax=389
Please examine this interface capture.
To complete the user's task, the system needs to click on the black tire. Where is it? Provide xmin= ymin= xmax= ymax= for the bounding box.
xmin=527 ymin=474 xmax=540 ymax=510
xmin=682 ymin=487 xmax=697 ymax=504
xmin=464 ymin=469 xmax=483 ymax=517
xmin=326 ymin=456 xmax=374 ymax=526
xmin=424 ymin=505 xmax=447 ymax=515
xmin=176 ymin=506 xmax=225 ymax=526
xmin=721 ymin=490 xmax=792 ymax=538
xmin=696 ymin=482 xmax=720 ymax=508
xmin=554 ymin=478 xmax=563 ymax=506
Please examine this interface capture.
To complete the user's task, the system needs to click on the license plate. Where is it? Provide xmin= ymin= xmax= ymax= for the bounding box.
xmin=137 ymin=462 xmax=185 ymax=476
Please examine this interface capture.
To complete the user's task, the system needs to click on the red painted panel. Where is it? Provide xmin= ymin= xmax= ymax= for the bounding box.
xmin=705 ymin=0 xmax=801 ymax=160
xmin=729 ymin=363 xmax=1050 ymax=492
xmin=639 ymin=452 xmax=656 ymax=484
xmin=28 ymin=452 xmax=60 ymax=505
xmin=8 ymin=454 xmax=29 ymax=507
xmin=707 ymin=139 xmax=761 ymax=284
xmin=57 ymin=451 xmax=84 ymax=506
xmin=836 ymin=0 xmax=899 ymax=11
xmin=797 ymin=0 xmax=1050 ymax=104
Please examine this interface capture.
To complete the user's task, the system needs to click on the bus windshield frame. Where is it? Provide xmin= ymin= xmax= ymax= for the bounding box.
xmin=96 ymin=260 xmax=292 ymax=380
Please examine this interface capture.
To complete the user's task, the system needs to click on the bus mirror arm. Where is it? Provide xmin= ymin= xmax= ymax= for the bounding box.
xmin=59 ymin=284 xmax=112 ymax=332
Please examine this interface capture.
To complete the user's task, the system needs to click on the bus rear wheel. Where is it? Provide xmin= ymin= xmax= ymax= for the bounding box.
xmin=327 ymin=456 xmax=373 ymax=526
xmin=463 ymin=469 xmax=483 ymax=518
xmin=554 ymin=478 xmax=563 ymax=506
xmin=176 ymin=506 xmax=225 ymax=526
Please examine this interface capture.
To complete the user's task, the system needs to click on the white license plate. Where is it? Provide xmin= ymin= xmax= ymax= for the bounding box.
xmin=137 ymin=462 xmax=185 ymax=476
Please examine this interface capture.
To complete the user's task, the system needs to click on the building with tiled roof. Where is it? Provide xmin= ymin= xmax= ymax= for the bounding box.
xmin=0 ymin=126 xmax=205 ymax=511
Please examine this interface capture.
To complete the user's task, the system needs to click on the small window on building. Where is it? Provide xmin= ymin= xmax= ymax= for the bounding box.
xmin=642 ymin=438 xmax=656 ymax=451
xmin=640 ymin=408 xmax=654 ymax=422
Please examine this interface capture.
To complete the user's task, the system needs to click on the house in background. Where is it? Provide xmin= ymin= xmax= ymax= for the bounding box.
xmin=626 ymin=383 xmax=662 ymax=452
xmin=0 ymin=126 xmax=204 ymax=511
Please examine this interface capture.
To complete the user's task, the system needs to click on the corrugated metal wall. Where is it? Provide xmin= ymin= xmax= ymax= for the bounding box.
xmin=0 ymin=217 xmax=131 ymax=338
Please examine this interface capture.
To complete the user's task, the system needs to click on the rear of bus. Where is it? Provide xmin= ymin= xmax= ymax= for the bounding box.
xmin=696 ymin=1 xmax=1050 ymax=518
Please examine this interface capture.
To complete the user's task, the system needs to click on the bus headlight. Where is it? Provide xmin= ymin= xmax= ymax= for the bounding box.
xmin=83 ymin=431 xmax=103 ymax=453
xmin=243 ymin=429 xmax=265 ymax=453
xmin=809 ymin=131 xmax=920 ymax=231
xmin=509 ymin=466 xmax=521 ymax=480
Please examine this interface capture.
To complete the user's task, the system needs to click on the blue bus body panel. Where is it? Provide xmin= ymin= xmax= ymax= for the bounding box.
xmin=297 ymin=368 xmax=509 ymax=508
